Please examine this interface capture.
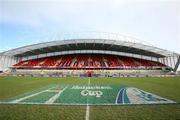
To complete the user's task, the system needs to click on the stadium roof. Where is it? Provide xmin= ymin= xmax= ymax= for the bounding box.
xmin=0 ymin=39 xmax=179 ymax=58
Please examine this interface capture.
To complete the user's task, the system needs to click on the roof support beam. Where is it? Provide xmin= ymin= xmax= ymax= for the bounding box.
xmin=106 ymin=44 xmax=114 ymax=49
xmin=47 ymin=46 xmax=54 ymax=51
xmin=101 ymin=40 xmax=106 ymax=47
xmin=65 ymin=44 xmax=70 ymax=48
xmin=173 ymin=55 xmax=180 ymax=72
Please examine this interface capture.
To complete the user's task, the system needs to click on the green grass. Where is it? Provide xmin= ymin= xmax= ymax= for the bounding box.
xmin=0 ymin=76 xmax=180 ymax=120
xmin=0 ymin=104 xmax=85 ymax=120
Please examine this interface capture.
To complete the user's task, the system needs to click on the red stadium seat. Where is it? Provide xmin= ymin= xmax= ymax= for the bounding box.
xmin=13 ymin=54 xmax=166 ymax=69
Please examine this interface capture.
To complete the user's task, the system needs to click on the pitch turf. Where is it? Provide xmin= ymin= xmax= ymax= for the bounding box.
xmin=0 ymin=76 xmax=180 ymax=120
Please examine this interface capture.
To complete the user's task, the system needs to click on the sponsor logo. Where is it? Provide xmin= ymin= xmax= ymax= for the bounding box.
xmin=71 ymin=85 xmax=112 ymax=90
xmin=81 ymin=89 xmax=103 ymax=98
xmin=1 ymin=85 xmax=175 ymax=105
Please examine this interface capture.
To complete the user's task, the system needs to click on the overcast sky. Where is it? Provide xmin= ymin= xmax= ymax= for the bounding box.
xmin=0 ymin=0 xmax=180 ymax=54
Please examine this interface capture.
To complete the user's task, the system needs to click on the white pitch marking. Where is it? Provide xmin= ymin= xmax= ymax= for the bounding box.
xmin=10 ymin=88 xmax=53 ymax=103
xmin=88 ymin=78 xmax=90 ymax=85
xmin=85 ymin=105 xmax=90 ymax=120
xmin=85 ymin=78 xmax=91 ymax=120
xmin=45 ymin=86 xmax=68 ymax=104
xmin=46 ymin=90 xmax=61 ymax=92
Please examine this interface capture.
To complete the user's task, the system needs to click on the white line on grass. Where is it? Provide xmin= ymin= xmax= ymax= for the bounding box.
xmin=10 ymin=86 xmax=55 ymax=103
xmin=85 ymin=77 xmax=91 ymax=120
xmin=85 ymin=105 xmax=90 ymax=120
xmin=45 ymin=86 xmax=68 ymax=104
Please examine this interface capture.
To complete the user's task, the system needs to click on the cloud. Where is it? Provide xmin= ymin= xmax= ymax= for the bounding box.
xmin=0 ymin=0 xmax=179 ymax=53
xmin=0 ymin=0 xmax=151 ymax=27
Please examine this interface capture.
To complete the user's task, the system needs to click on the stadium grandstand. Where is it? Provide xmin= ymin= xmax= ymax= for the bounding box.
xmin=0 ymin=33 xmax=180 ymax=77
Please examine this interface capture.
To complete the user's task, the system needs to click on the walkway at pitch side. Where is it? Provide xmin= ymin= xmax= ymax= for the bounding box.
xmin=0 ymin=84 xmax=176 ymax=105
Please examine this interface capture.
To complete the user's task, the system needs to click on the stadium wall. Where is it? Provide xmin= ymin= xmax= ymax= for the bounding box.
xmin=11 ymin=69 xmax=170 ymax=77
xmin=0 ymin=55 xmax=19 ymax=72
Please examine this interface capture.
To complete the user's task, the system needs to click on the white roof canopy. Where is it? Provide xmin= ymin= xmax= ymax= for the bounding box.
xmin=0 ymin=38 xmax=179 ymax=58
